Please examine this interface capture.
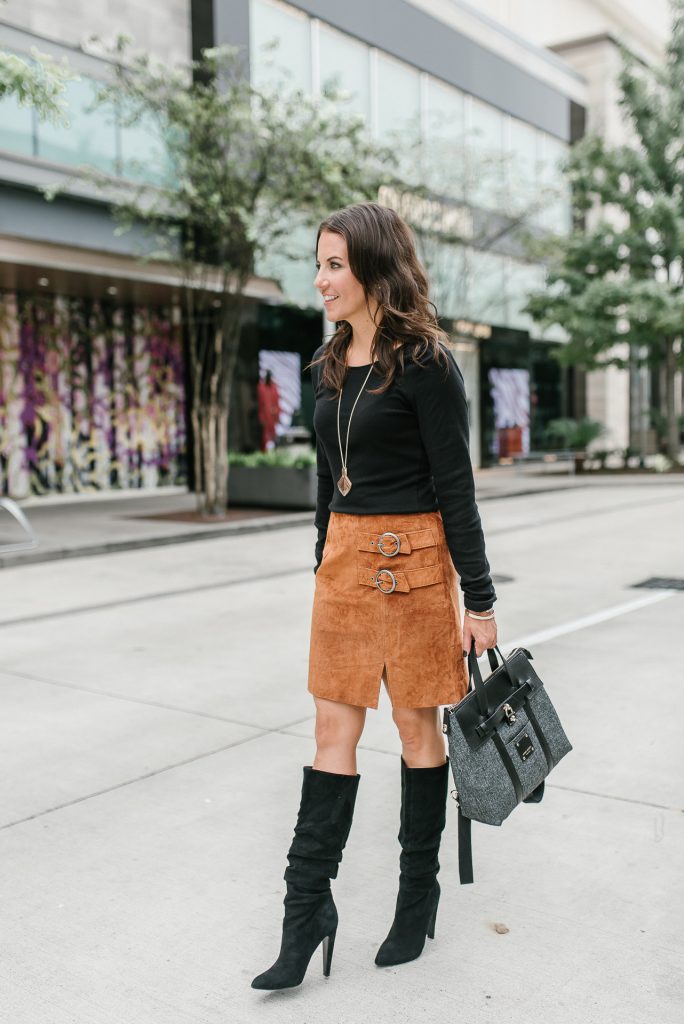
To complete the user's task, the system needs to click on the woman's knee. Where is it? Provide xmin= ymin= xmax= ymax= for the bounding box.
xmin=314 ymin=699 xmax=365 ymax=751
xmin=392 ymin=706 xmax=439 ymax=750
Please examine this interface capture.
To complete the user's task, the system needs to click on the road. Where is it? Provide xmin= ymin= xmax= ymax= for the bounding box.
xmin=1 ymin=477 xmax=683 ymax=1023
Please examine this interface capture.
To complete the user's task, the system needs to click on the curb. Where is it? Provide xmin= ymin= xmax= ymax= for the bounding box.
xmin=0 ymin=511 xmax=314 ymax=569
xmin=0 ymin=479 xmax=620 ymax=570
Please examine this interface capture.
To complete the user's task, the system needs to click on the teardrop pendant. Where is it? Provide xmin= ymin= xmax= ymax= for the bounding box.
xmin=337 ymin=470 xmax=352 ymax=496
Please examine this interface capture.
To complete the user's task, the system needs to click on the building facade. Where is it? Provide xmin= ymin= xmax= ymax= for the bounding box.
xmin=1 ymin=0 xmax=591 ymax=500
xmin=198 ymin=0 xmax=588 ymax=466
xmin=472 ymin=0 xmax=677 ymax=455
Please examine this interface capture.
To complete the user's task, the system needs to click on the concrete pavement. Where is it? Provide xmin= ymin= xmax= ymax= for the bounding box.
xmin=1 ymin=477 xmax=683 ymax=1022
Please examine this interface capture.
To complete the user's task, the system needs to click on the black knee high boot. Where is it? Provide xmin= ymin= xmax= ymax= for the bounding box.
xmin=374 ymin=755 xmax=448 ymax=967
xmin=251 ymin=766 xmax=360 ymax=990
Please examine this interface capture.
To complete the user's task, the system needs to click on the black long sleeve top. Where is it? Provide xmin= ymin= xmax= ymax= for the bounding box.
xmin=311 ymin=340 xmax=497 ymax=612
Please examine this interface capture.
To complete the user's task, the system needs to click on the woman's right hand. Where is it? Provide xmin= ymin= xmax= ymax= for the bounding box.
xmin=462 ymin=611 xmax=497 ymax=659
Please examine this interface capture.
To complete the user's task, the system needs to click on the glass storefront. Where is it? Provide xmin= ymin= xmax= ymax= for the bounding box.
xmin=478 ymin=327 xmax=566 ymax=465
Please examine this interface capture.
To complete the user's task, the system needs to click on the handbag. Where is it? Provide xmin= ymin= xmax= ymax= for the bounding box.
xmin=442 ymin=640 xmax=572 ymax=884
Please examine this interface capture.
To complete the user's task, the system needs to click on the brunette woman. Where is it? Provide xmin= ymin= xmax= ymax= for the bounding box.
xmin=252 ymin=202 xmax=497 ymax=990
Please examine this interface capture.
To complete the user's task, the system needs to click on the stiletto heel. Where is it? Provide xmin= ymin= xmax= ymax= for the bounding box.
xmin=322 ymin=925 xmax=337 ymax=977
xmin=427 ymin=895 xmax=438 ymax=939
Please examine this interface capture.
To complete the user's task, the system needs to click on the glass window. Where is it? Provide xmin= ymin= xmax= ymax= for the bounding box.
xmin=506 ymin=259 xmax=546 ymax=331
xmin=537 ymin=133 xmax=571 ymax=235
xmin=0 ymin=53 xmax=37 ymax=156
xmin=319 ymin=24 xmax=370 ymax=121
xmin=425 ymin=77 xmax=464 ymax=142
xmin=507 ymin=116 xmax=537 ymax=215
xmin=255 ymin=216 xmax=318 ymax=309
xmin=119 ymin=110 xmax=170 ymax=184
xmin=36 ymin=75 xmax=117 ymax=172
xmin=377 ymin=52 xmax=421 ymax=184
xmin=250 ymin=0 xmax=311 ymax=94
xmin=421 ymin=239 xmax=468 ymax=321
xmin=463 ymin=248 xmax=506 ymax=324
xmin=424 ymin=77 xmax=465 ymax=200
xmin=467 ymin=97 xmax=504 ymax=211
xmin=0 ymin=91 xmax=35 ymax=157
xmin=377 ymin=52 xmax=421 ymax=142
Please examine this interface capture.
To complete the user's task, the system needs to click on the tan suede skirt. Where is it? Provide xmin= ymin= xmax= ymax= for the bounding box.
xmin=307 ymin=509 xmax=468 ymax=710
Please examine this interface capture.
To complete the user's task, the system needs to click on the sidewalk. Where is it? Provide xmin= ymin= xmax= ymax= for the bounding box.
xmin=1 ymin=465 xmax=682 ymax=569
xmin=2 ymin=475 xmax=682 ymax=1022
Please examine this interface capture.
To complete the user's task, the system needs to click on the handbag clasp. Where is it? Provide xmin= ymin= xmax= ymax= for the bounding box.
xmin=502 ymin=703 xmax=517 ymax=724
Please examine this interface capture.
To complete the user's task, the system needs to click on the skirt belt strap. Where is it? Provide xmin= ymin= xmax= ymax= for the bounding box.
xmin=356 ymin=528 xmax=436 ymax=556
xmin=357 ymin=563 xmax=443 ymax=594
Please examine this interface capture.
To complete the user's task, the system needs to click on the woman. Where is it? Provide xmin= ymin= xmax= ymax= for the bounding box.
xmin=251 ymin=202 xmax=497 ymax=991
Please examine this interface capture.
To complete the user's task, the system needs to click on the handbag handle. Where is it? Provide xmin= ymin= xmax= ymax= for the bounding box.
xmin=467 ymin=637 xmax=516 ymax=716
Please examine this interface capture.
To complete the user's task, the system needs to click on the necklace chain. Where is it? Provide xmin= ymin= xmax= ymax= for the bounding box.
xmin=336 ymin=362 xmax=375 ymax=496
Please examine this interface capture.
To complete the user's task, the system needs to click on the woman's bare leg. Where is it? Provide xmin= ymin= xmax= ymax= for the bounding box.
xmin=391 ymin=705 xmax=447 ymax=767
xmin=313 ymin=695 xmax=367 ymax=774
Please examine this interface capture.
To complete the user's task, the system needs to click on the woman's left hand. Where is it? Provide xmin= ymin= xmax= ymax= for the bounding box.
xmin=462 ymin=611 xmax=497 ymax=659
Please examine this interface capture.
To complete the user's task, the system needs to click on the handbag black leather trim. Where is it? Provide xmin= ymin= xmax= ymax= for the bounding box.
xmin=492 ymin=732 xmax=524 ymax=803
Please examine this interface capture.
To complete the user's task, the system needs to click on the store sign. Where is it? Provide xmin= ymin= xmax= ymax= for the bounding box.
xmin=454 ymin=319 xmax=492 ymax=340
xmin=378 ymin=185 xmax=473 ymax=240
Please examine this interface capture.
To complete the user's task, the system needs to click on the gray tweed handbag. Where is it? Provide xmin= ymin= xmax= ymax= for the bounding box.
xmin=442 ymin=641 xmax=572 ymax=884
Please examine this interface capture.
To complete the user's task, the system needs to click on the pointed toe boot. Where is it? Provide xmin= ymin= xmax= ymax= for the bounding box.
xmin=251 ymin=766 xmax=360 ymax=990
xmin=375 ymin=755 xmax=448 ymax=968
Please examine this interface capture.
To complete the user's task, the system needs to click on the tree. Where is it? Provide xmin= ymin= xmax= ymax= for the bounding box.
xmin=78 ymin=41 xmax=388 ymax=513
xmin=524 ymin=0 xmax=684 ymax=462
xmin=0 ymin=2 xmax=72 ymax=123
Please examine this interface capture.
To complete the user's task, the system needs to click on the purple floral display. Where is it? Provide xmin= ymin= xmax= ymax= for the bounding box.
xmin=0 ymin=290 xmax=188 ymax=498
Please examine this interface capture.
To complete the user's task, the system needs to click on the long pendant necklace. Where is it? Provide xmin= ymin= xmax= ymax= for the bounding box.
xmin=336 ymin=362 xmax=375 ymax=496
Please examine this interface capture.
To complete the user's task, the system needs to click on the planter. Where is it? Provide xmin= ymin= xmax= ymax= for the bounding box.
xmin=574 ymin=451 xmax=587 ymax=474
xmin=227 ymin=464 xmax=317 ymax=509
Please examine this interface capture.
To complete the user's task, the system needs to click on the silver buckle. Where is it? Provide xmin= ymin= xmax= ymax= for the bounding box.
xmin=374 ymin=568 xmax=397 ymax=594
xmin=377 ymin=531 xmax=401 ymax=557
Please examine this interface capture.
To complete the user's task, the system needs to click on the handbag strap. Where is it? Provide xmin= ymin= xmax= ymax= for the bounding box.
xmin=457 ymin=806 xmax=473 ymax=884
xmin=467 ymin=639 xmax=515 ymax=716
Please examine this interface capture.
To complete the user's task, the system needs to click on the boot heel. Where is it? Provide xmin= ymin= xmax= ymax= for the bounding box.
xmin=321 ymin=926 xmax=337 ymax=977
xmin=427 ymin=899 xmax=438 ymax=940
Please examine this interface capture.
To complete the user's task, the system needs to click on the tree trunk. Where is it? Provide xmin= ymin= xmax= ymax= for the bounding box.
xmin=664 ymin=336 xmax=680 ymax=462
xmin=185 ymin=286 xmax=249 ymax=516
xmin=216 ymin=406 xmax=229 ymax=510
xmin=199 ymin=400 xmax=227 ymax=515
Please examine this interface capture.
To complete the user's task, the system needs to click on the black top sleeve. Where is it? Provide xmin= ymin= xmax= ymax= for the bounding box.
xmin=314 ymin=434 xmax=334 ymax=573
xmin=312 ymin=351 xmax=333 ymax=573
xmin=410 ymin=346 xmax=497 ymax=612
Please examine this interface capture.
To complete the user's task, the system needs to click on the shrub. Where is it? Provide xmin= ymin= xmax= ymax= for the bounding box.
xmin=228 ymin=448 xmax=317 ymax=469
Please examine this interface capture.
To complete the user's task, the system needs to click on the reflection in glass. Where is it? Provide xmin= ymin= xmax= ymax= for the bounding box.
xmin=377 ymin=52 xmax=421 ymax=183
xmin=420 ymin=239 xmax=468 ymax=321
xmin=507 ymin=259 xmax=546 ymax=331
xmin=507 ymin=116 xmax=537 ymax=216
xmin=423 ymin=77 xmax=465 ymax=200
xmin=119 ymin=109 xmax=170 ymax=184
xmin=250 ymin=0 xmax=311 ymax=94
xmin=464 ymin=248 xmax=506 ymax=324
xmin=537 ymin=134 xmax=571 ymax=235
xmin=468 ymin=98 xmax=504 ymax=211
xmin=37 ymin=76 xmax=117 ymax=172
xmin=319 ymin=25 xmax=370 ymax=121
xmin=0 ymin=72 xmax=35 ymax=156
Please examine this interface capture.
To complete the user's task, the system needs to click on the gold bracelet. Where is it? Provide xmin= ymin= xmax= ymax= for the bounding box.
xmin=465 ymin=609 xmax=495 ymax=620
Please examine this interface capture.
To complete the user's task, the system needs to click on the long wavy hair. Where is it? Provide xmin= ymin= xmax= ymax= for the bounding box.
xmin=305 ymin=202 xmax=449 ymax=396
